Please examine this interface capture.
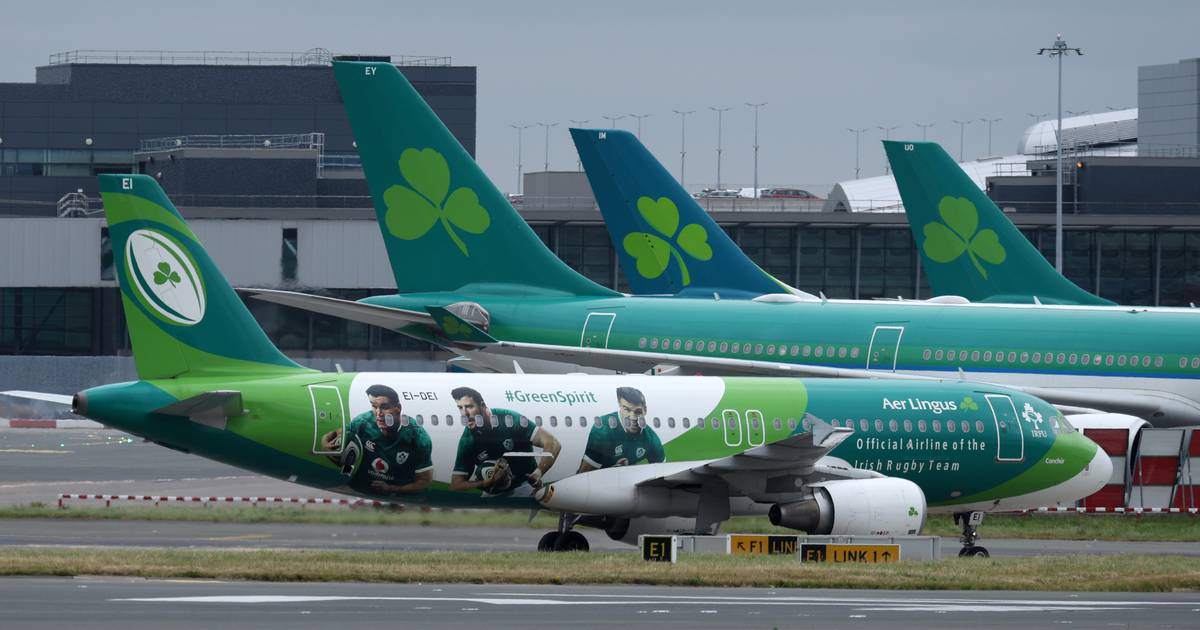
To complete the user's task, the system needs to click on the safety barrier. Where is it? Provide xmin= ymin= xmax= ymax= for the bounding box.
xmin=1023 ymin=506 xmax=1199 ymax=515
xmin=1130 ymin=429 xmax=1188 ymax=508
xmin=1081 ymin=427 xmax=1130 ymax=509
xmin=1174 ymin=430 xmax=1200 ymax=509
xmin=55 ymin=493 xmax=430 ymax=511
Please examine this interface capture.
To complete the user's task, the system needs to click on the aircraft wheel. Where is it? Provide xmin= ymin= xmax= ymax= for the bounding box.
xmin=958 ymin=546 xmax=989 ymax=558
xmin=553 ymin=530 xmax=590 ymax=552
xmin=537 ymin=531 xmax=560 ymax=552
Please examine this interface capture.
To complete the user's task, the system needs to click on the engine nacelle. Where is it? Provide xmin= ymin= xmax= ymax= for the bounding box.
xmin=538 ymin=462 xmax=704 ymax=517
xmin=769 ymin=477 xmax=926 ymax=536
xmin=602 ymin=516 xmax=699 ymax=546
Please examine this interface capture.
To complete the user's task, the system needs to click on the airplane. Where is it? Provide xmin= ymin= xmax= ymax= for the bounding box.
xmin=884 ymin=140 xmax=1115 ymax=306
xmin=2 ymin=173 xmax=1109 ymax=558
xmin=243 ymin=60 xmax=1200 ymax=429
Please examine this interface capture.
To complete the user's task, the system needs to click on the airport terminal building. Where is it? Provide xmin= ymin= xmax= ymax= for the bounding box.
xmin=3 ymin=51 xmax=1200 ymax=391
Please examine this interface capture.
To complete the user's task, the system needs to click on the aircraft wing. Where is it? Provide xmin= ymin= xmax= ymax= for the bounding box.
xmin=241 ymin=288 xmax=435 ymax=330
xmin=0 ymin=390 xmax=74 ymax=405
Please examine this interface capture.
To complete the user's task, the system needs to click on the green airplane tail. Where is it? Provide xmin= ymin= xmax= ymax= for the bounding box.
xmin=98 ymin=174 xmax=311 ymax=380
xmin=884 ymin=141 xmax=1114 ymax=306
xmin=332 ymin=60 xmax=617 ymax=297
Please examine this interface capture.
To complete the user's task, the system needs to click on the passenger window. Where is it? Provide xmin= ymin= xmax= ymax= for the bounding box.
xmin=446 ymin=416 xmax=454 ymax=426
xmin=581 ymin=417 xmax=590 ymax=428
xmin=826 ymin=346 xmax=835 ymax=357
xmin=802 ymin=417 xmax=812 ymax=431
xmin=755 ymin=344 xmax=764 ymax=354
xmin=1180 ymin=358 xmax=1188 ymax=369
xmin=983 ymin=351 xmax=992 ymax=361
xmin=947 ymin=350 xmax=957 ymax=361
xmin=1032 ymin=352 xmax=1041 ymax=363
xmin=638 ymin=417 xmax=647 ymax=429
xmin=744 ymin=344 xmax=753 ymax=355
xmin=520 ymin=416 xmax=529 ymax=428
xmin=815 ymin=346 xmax=825 ymax=357
xmin=707 ymin=341 xmax=717 ymax=353
xmin=535 ymin=416 xmax=543 ymax=427
xmin=934 ymin=349 xmax=944 ymax=361
xmin=1057 ymin=353 xmax=1066 ymax=364
xmin=903 ymin=419 xmax=913 ymax=432
xmin=415 ymin=415 xmax=424 ymax=426
xmin=838 ymin=347 xmax=847 ymax=358
xmin=767 ymin=345 xmax=776 ymax=355
xmin=653 ymin=417 xmax=661 ymax=428
xmin=932 ymin=420 xmax=941 ymax=433
xmin=788 ymin=418 xmax=797 ymax=430
xmin=565 ymin=416 xmax=573 ymax=427
xmin=946 ymin=420 xmax=956 ymax=433
xmin=889 ymin=419 xmax=899 ymax=432
xmin=874 ymin=419 xmax=884 ymax=432
xmin=1118 ymin=355 xmax=1127 ymax=366
xmin=638 ymin=337 xmax=647 ymax=348
xmin=504 ymin=414 xmax=514 ymax=428
xmin=1154 ymin=356 xmax=1163 ymax=368
xmin=720 ymin=341 xmax=729 ymax=353
xmin=918 ymin=419 xmax=927 ymax=433
xmin=1007 ymin=352 xmax=1016 ymax=363
xmin=549 ymin=416 xmax=558 ymax=427
xmin=668 ymin=417 xmax=676 ymax=428
xmin=975 ymin=420 xmax=985 ymax=433
xmin=859 ymin=419 xmax=869 ymax=432
xmin=774 ymin=418 xmax=782 ymax=430
xmin=1192 ymin=358 xmax=1200 ymax=369
xmin=791 ymin=345 xmax=800 ymax=355
xmin=672 ymin=339 xmax=682 ymax=350
xmin=430 ymin=414 xmax=439 ymax=426
xmin=731 ymin=342 xmax=741 ymax=353
xmin=650 ymin=338 xmax=659 ymax=349
xmin=1082 ymin=354 xmax=1091 ymax=365
xmin=971 ymin=350 xmax=980 ymax=361
xmin=685 ymin=340 xmax=694 ymax=351
xmin=851 ymin=347 xmax=860 ymax=358
xmin=961 ymin=420 xmax=970 ymax=433
xmin=923 ymin=349 xmax=932 ymax=360
xmin=803 ymin=345 xmax=812 ymax=356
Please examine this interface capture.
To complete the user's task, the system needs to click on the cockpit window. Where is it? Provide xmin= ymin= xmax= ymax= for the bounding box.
xmin=1056 ymin=414 xmax=1076 ymax=433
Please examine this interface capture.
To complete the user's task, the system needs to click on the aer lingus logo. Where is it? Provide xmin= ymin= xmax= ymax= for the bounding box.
xmin=623 ymin=196 xmax=713 ymax=286
xmin=922 ymin=197 xmax=1006 ymax=278
xmin=125 ymin=229 xmax=206 ymax=326
xmin=383 ymin=148 xmax=490 ymax=256
xmin=960 ymin=396 xmax=979 ymax=411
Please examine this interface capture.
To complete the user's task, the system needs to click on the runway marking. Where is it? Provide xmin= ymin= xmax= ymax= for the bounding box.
xmin=205 ymin=535 xmax=273 ymax=542
xmin=0 ymin=449 xmax=73 ymax=454
xmin=488 ymin=592 xmax=1200 ymax=607
xmin=106 ymin=594 xmax=1196 ymax=613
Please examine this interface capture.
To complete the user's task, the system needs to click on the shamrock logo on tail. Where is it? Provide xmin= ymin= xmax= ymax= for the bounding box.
xmin=440 ymin=315 xmax=471 ymax=337
xmin=152 ymin=262 xmax=181 ymax=288
xmin=623 ymin=196 xmax=713 ymax=286
xmin=922 ymin=196 xmax=1006 ymax=278
xmin=382 ymin=148 xmax=490 ymax=256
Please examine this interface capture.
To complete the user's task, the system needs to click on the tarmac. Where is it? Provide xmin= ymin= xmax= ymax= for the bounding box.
xmin=2 ymin=578 xmax=1199 ymax=629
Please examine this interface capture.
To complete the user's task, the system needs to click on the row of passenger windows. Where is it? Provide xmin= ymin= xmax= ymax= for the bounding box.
xmin=919 ymin=348 xmax=1166 ymax=369
xmin=637 ymin=336 xmax=862 ymax=360
xmin=830 ymin=417 xmax=987 ymax=434
xmin=390 ymin=413 xmax=991 ymax=435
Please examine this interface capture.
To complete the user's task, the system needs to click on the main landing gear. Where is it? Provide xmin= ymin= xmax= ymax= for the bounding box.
xmin=954 ymin=511 xmax=989 ymax=558
xmin=537 ymin=512 xmax=590 ymax=552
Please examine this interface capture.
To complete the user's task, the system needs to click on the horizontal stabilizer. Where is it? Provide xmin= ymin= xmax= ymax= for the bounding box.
xmin=153 ymin=391 xmax=244 ymax=429
xmin=0 ymin=390 xmax=74 ymax=406
xmin=426 ymin=306 xmax=496 ymax=345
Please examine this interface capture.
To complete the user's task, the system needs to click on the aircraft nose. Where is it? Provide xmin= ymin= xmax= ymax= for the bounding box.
xmin=1080 ymin=446 xmax=1113 ymax=498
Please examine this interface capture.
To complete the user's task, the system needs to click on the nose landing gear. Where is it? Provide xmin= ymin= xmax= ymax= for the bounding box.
xmin=954 ymin=511 xmax=989 ymax=558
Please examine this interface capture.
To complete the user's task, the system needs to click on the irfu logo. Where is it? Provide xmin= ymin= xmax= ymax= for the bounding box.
xmin=383 ymin=148 xmax=490 ymax=256
xmin=125 ymin=229 xmax=206 ymax=326
xmin=922 ymin=196 xmax=1006 ymax=278
xmin=622 ymin=196 xmax=713 ymax=286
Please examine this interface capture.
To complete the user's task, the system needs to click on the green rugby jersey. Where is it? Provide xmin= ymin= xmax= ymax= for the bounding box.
xmin=452 ymin=407 xmax=538 ymax=483
xmin=583 ymin=412 xmax=665 ymax=469
xmin=346 ymin=411 xmax=433 ymax=493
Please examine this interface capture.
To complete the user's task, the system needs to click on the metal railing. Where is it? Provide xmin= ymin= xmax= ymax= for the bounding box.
xmin=139 ymin=133 xmax=326 ymax=153
xmin=48 ymin=49 xmax=451 ymax=67
xmin=57 ymin=191 xmax=103 ymax=217
xmin=319 ymin=153 xmax=362 ymax=169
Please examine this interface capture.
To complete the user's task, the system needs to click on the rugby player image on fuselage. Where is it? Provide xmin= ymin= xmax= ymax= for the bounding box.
xmin=449 ymin=387 xmax=562 ymax=497
xmin=578 ymin=387 xmax=665 ymax=473
xmin=319 ymin=384 xmax=433 ymax=497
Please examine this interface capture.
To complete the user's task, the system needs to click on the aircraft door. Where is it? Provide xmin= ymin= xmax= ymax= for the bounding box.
xmin=745 ymin=410 xmax=766 ymax=446
xmin=309 ymin=384 xmax=346 ymax=455
xmin=986 ymin=394 xmax=1024 ymax=462
xmin=580 ymin=312 xmax=617 ymax=348
xmin=867 ymin=325 xmax=904 ymax=371
xmin=721 ymin=409 xmax=743 ymax=447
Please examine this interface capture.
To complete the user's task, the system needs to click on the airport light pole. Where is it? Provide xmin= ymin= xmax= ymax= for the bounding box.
xmin=1026 ymin=112 xmax=1049 ymax=123
xmin=847 ymin=127 xmax=867 ymax=180
xmin=979 ymin=117 xmax=1002 ymax=156
xmin=747 ymin=102 xmax=767 ymax=196
xmin=629 ymin=113 xmax=651 ymax=139
xmin=568 ymin=119 xmax=590 ymax=171
xmin=508 ymin=123 xmax=532 ymax=194
xmin=673 ymin=109 xmax=694 ymax=187
xmin=711 ymin=106 xmax=732 ymax=190
xmin=951 ymin=119 xmax=972 ymax=161
xmin=1066 ymin=109 xmax=1089 ymax=117
xmin=601 ymin=114 xmax=626 ymax=130
xmin=537 ymin=122 xmax=558 ymax=172
xmin=877 ymin=124 xmax=898 ymax=173
xmin=1039 ymin=33 xmax=1083 ymax=274
xmin=914 ymin=122 xmax=935 ymax=141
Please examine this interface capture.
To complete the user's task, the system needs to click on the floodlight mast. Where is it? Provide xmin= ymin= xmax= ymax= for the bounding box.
xmin=1038 ymin=33 xmax=1083 ymax=274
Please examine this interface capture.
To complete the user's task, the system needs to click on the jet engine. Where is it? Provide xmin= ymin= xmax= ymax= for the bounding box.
xmin=769 ymin=477 xmax=926 ymax=536
xmin=537 ymin=462 xmax=705 ymax=517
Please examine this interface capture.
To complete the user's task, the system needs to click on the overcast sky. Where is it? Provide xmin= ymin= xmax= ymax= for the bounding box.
xmin=1 ymin=1 xmax=1196 ymax=195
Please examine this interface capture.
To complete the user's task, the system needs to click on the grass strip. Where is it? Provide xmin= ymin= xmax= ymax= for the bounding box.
xmin=1 ymin=547 xmax=1198 ymax=591
xmin=3 ymin=503 xmax=1198 ymax=542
